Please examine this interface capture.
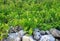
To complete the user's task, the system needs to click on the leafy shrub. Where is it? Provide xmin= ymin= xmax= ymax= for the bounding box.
xmin=0 ymin=0 xmax=60 ymax=40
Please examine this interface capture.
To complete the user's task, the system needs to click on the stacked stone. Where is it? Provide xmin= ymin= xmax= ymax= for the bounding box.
xmin=50 ymin=28 xmax=60 ymax=41
xmin=3 ymin=26 xmax=60 ymax=41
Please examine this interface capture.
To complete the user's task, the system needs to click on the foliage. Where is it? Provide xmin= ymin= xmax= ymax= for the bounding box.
xmin=0 ymin=0 xmax=60 ymax=40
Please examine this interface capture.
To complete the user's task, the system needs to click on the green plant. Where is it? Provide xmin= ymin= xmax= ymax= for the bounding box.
xmin=0 ymin=0 xmax=60 ymax=40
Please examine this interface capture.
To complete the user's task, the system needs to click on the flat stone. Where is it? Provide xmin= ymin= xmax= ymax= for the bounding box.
xmin=6 ymin=33 xmax=20 ymax=41
xmin=50 ymin=28 xmax=60 ymax=38
xmin=22 ymin=36 xmax=35 ymax=41
xmin=40 ymin=30 xmax=46 ymax=35
xmin=56 ymin=39 xmax=60 ymax=41
xmin=40 ymin=35 xmax=55 ymax=41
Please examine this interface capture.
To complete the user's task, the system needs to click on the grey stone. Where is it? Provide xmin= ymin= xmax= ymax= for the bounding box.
xmin=7 ymin=33 xmax=20 ymax=41
xmin=2 ymin=38 xmax=7 ymax=41
xmin=14 ymin=26 xmax=23 ymax=32
xmin=32 ymin=28 xmax=41 ymax=41
xmin=9 ymin=26 xmax=15 ymax=33
xmin=50 ymin=28 xmax=60 ymax=38
xmin=22 ymin=36 xmax=35 ymax=41
xmin=40 ymin=35 xmax=55 ymax=41
xmin=6 ymin=30 xmax=25 ymax=41
xmin=56 ymin=39 xmax=60 ymax=41
xmin=45 ymin=30 xmax=50 ymax=35
xmin=40 ymin=30 xmax=46 ymax=35
xmin=18 ymin=30 xmax=26 ymax=37
xmin=34 ymin=28 xmax=40 ymax=32
xmin=9 ymin=26 xmax=22 ymax=33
